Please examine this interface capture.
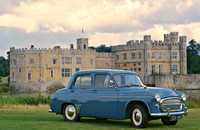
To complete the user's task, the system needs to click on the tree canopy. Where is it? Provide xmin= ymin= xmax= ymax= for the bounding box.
xmin=187 ymin=39 xmax=200 ymax=74
xmin=89 ymin=44 xmax=111 ymax=52
xmin=0 ymin=56 xmax=9 ymax=77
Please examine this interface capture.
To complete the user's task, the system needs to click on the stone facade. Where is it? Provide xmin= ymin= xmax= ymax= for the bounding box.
xmin=112 ymin=32 xmax=187 ymax=82
xmin=9 ymin=32 xmax=187 ymax=92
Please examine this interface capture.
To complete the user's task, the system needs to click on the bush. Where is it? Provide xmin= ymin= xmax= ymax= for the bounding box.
xmin=0 ymin=94 xmax=51 ymax=106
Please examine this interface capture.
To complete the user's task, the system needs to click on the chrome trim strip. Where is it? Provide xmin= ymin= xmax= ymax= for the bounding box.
xmin=151 ymin=111 xmax=185 ymax=117
xmin=49 ymin=109 xmax=52 ymax=113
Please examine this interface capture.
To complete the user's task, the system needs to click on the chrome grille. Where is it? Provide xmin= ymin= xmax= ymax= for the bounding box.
xmin=160 ymin=98 xmax=182 ymax=112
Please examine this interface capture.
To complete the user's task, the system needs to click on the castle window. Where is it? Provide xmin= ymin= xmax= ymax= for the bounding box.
xmin=139 ymin=53 xmax=141 ymax=59
xmin=84 ymin=44 xmax=86 ymax=49
xmin=90 ymin=59 xmax=93 ymax=65
xmin=123 ymin=53 xmax=127 ymax=60
xmin=159 ymin=65 xmax=163 ymax=74
xmin=170 ymin=52 xmax=178 ymax=59
xmin=116 ymin=55 xmax=119 ymax=60
xmin=138 ymin=63 xmax=141 ymax=65
xmin=131 ymin=53 xmax=135 ymax=60
xmin=159 ymin=52 xmax=162 ymax=59
xmin=170 ymin=65 xmax=178 ymax=73
xmin=152 ymin=65 xmax=155 ymax=74
xmin=106 ymin=63 xmax=109 ymax=67
xmin=19 ymin=69 xmax=21 ymax=73
xmin=62 ymin=57 xmax=72 ymax=64
xmin=12 ymin=72 xmax=14 ymax=79
xmin=76 ymin=57 xmax=82 ymax=65
xmin=61 ymin=68 xmax=72 ymax=77
xmin=76 ymin=68 xmax=80 ymax=72
xmin=134 ymin=68 xmax=137 ymax=71
xmin=28 ymin=72 xmax=31 ymax=80
xmin=29 ymin=59 xmax=34 ymax=64
xmin=53 ymin=59 xmax=57 ymax=64
xmin=13 ymin=60 xmax=16 ymax=65
xmin=133 ymin=63 xmax=136 ymax=66
xmin=138 ymin=68 xmax=141 ymax=71
xmin=151 ymin=53 xmax=155 ymax=59
xmin=124 ymin=64 xmax=127 ymax=67
xmin=51 ymin=70 xmax=53 ymax=78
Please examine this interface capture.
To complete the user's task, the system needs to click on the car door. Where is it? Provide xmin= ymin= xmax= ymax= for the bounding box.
xmin=70 ymin=74 xmax=93 ymax=116
xmin=87 ymin=73 xmax=118 ymax=118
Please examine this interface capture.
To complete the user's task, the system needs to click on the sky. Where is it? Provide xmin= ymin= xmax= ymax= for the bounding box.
xmin=0 ymin=0 xmax=200 ymax=58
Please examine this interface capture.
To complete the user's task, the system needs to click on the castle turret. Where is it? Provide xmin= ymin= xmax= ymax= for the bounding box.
xmin=179 ymin=36 xmax=187 ymax=74
xmin=170 ymin=32 xmax=178 ymax=44
xmin=143 ymin=35 xmax=152 ymax=82
xmin=77 ymin=38 xmax=88 ymax=50
xmin=164 ymin=34 xmax=171 ymax=43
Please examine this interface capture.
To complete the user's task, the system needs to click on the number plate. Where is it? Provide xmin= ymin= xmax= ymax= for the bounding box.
xmin=170 ymin=115 xmax=182 ymax=121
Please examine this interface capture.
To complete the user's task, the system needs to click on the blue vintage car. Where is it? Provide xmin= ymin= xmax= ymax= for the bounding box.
xmin=49 ymin=70 xmax=188 ymax=128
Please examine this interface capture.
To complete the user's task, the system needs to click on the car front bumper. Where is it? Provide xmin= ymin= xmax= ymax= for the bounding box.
xmin=151 ymin=107 xmax=188 ymax=117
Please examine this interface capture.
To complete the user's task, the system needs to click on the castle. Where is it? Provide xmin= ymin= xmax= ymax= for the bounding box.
xmin=9 ymin=32 xmax=187 ymax=92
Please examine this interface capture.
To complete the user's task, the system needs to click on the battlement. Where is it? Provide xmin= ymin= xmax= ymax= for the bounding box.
xmin=10 ymin=45 xmax=96 ymax=55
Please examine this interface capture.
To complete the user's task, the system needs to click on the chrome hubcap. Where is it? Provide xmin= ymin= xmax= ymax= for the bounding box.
xmin=132 ymin=108 xmax=142 ymax=126
xmin=135 ymin=112 xmax=141 ymax=122
xmin=65 ymin=105 xmax=76 ymax=120
xmin=68 ymin=107 xmax=74 ymax=117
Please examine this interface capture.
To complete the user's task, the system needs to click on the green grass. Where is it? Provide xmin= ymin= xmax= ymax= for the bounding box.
xmin=0 ymin=76 xmax=9 ymax=93
xmin=0 ymin=94 xmax=50 ymax=107
xmin=0 ymin=105 xmax=199 ymax=130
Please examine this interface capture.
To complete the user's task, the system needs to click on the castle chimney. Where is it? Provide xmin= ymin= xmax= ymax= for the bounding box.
xmin=70 ymin=44 xmax=74 ymax=49
xmin=31 ymin=45 xmax=34 ymax=49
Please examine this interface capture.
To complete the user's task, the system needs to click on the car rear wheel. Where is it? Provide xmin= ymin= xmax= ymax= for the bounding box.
xmin=130 ymin=104 xmax=148 ymax=128
xmin=161 ymin=118 xmax=178 ymax=125
xmin=63 ymin=104 xmax=80 ymax=122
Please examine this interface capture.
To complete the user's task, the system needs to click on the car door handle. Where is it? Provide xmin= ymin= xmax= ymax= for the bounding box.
xmin=91 ymin=89 xmax=97 ymax=91
xmin=70 ymin=90 xmax=74 ymax=92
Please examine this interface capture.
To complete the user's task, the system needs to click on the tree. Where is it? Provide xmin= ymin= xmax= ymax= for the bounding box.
xmin=89 ymin=44 xmax=111 ymax=52
xmin=0 ymin=56 xmax=9 ymax=76
xmin=187 ymin=39 xmax=200 ymax=74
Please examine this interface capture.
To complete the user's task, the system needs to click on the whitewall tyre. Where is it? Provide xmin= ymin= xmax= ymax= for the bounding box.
xmin=130 ymin=104 xmax=148 ymax=128
xmin=63 ymin=104 xmax=80 ymax=122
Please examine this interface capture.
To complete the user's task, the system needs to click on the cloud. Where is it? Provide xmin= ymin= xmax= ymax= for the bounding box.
xmin=0 ymin=0 xmax=200 ymax=58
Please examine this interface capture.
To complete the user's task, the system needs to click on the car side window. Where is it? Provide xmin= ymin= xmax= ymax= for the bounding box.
xmin=74 ymin=75 xmax=92 ymax=88
xmin=95 ymin=74 xmax=111 ymax=87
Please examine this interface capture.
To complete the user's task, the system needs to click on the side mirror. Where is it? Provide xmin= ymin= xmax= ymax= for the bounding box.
xmin=172 ymin=84 xmax=176 ymax=91
xmin=144 ymin=85 xmax=147 ymax=89
xmin=109 ymin=80 xmax=114 ymax=87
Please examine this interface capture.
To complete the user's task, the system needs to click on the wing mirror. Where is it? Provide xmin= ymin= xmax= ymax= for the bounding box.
xmin=109 ymin=80 xmax=114 ymax=87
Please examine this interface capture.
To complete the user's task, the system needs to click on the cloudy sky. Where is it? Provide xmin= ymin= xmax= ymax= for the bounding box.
xmin=0 ymin=0 xmax=200 ymax=58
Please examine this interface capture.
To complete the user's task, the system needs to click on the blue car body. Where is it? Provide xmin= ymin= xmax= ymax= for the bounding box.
xmin=49 ymin=70 xmax=188 ymax=121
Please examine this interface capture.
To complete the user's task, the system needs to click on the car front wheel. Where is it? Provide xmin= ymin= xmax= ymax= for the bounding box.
xmin=63 ymin=104 xmax=80 ymax=122
xmin=130 ymin=104 xmax=148 ymax=128
xmin=161 ymin=118 xmax=178 ymax=125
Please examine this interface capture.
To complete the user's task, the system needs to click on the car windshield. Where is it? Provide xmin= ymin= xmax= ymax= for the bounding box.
xmin=114 ymin=73 xmax=144 ymax=87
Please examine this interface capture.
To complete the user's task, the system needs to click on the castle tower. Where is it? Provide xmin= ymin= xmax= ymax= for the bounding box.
xmin=77 ymin=38 xmax=88 ymax=50
xmin=164 ymin=34 xmax=171 ymax=44
xmin=179 ymin=36 xmax=187 ymax=74
xmin=143 ymin=35 xmax=151 ymax=82
xmin=170 ymin=32 xmax=178 ymax=44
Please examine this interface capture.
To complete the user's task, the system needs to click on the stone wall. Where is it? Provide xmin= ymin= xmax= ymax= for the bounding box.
xmin=146 ymin=74 xmax=200 ymax=98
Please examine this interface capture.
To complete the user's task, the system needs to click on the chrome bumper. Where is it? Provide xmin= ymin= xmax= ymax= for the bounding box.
xmin=49 ymin=109 xmax=53 ymax=113
xmin=151 ymin=107 xmax=188 ymax=117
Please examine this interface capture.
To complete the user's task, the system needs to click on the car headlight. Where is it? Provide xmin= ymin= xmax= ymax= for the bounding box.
xmin=155 ymin=94 xmax=161 ymax=102
xmin=181 ymin=93 xmax=186 ymax=101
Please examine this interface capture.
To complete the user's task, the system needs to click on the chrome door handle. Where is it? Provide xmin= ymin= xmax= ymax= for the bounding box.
xmin=91 ymin=89 xmax=97 ymax=91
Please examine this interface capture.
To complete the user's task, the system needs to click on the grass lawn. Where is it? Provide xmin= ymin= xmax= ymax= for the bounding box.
xmin=0 ymin=105 xmax=199 ymax=130
xmin=0 ymin=76 xmax=8 ymax=93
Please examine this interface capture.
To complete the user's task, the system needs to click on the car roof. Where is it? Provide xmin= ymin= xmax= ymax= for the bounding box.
xmin=74 ymin=69 xmax=137 ymax=75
